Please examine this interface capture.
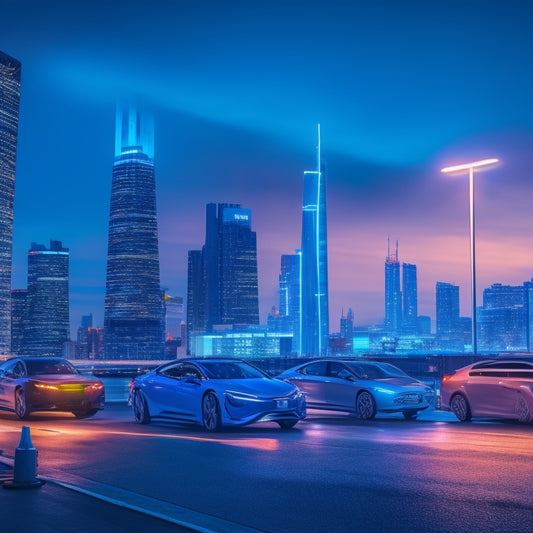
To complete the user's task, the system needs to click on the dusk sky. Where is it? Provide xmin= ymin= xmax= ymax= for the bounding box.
xmin=2 ymin=0 xmax=533 ymax=335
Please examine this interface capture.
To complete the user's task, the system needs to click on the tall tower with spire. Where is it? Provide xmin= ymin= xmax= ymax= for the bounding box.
xmin=300 ymin=125 xmax=329 ymax=356
xmin=103 ymin=106 xmax=165 ymax=359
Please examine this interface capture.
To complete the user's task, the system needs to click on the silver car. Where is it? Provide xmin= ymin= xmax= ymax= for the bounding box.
xmin=278 ymin=360 xmax=434 ymax=420
xmin=440 ymin=359 xmax=533 ymax=423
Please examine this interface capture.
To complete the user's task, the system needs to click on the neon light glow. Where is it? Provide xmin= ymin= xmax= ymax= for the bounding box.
xmin=441 ymin=158 xmax=499 ymax=174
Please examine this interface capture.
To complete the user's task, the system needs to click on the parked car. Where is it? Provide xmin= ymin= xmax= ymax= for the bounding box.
xmin=440 ymin=359 xmax=533 ymax=423
xmin=0 ymin=357 xmax=105 ymax=419
xmin=129 ymin=358 xmax=306 ymax=431
xmin=278 ymin=359 xmax=434 ymax=420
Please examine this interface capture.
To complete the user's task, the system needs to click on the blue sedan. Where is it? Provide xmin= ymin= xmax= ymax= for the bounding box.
xmin=129 ymin=358 xmax=306 ymax=431
xmin=278 ymin=359 xmax=434 ymax=420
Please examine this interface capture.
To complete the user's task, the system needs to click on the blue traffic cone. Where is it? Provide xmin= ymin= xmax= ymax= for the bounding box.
xmin=3 ymin=426 xmax=44 ymax=489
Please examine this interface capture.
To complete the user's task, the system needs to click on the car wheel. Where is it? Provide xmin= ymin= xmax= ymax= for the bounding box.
xmin=515 ymin=394 xmax=530 ymax=423
xmin=450 ymin=393 xmax=471 ymax=422
xmin=402 ymin=410 xmax=418 ymax=420
xmin=15 ymin=388 xmax=30 ymax=420
xmin=202 ymin=392 xmax=221 ymax=431
xmin=72 ymin=409 xmax=98 ymax=419
xmin=356 ymin=391 xmax=376 ymax=420
xmin=277 ymin=419 xmax=298 ymax=429
xmin=132 ymin=389 xmax=151 ymax=424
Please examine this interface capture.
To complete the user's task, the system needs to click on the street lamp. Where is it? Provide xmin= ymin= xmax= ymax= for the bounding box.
xmin=441 ymin=158 xmax=499 ymax=355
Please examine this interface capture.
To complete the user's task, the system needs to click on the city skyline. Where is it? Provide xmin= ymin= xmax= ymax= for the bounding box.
xmin=2 ymin=2 xmax=533 ymax=335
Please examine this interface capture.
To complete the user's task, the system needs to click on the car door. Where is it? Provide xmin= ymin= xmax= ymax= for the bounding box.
xmin=289 ymin=362 xmax=329 ymax=408
xmin=465 ymin=364 xmax=513 ymax=417
xmin=325 ymin=362 xmax=358 ymax=411
xmin=154 ymin=363 xmax=200 ymax=421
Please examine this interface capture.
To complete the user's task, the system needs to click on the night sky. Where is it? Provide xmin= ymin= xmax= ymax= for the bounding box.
xmin=2 ymin=0 xmax=533 ymax=336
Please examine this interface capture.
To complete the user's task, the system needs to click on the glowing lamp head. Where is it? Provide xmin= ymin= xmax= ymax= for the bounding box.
xmin=441 ymin=158 xmax=499 ymax=176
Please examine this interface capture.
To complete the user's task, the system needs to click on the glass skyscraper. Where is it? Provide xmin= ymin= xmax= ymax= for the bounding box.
xmin=436 ymin=281 xmax=462 ymax=350
xmin=402 ymin=262 xmax=418 ymax=332
xmin=24 ymin=240 xmax=70 ymax=356
xmin=301 ymin=126 xmax=329 ymax=356
xmin=0 ymin=51 xmax=21 ymax=354
xmin=104 ymin=106 xmax=165 ymax=360
xmin=384 ymin=239 xmax=401 ymax=334
xmin=279 ymin=251 xmax=301 ymax=355
xmin=187 ymin=203 xmax=259 ymax=341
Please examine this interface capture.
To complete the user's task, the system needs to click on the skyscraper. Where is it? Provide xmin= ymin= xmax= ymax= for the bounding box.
xmin=188 ymin=203 xmax=259 ymax=339
xmin=384 ymin=239 xmax=401 ymax=333
xmin=279 ymin=251 xmax=301 ymax=354
xmin=24 ymin=240 xmax=70 ymax=356
xmin=0 ymin=51 xmax=21 ymax=354
xmin=104 ymin=106 xmax=165 ymax=360
xmin=10 ymin=289 xmax=27 ymax=355
xmin=436 ymin=281 xmax=462 ymax=350
xmin=402 ymin=262 xmax=418 ymax=332
xmin=301 ymin=125 xmax=329 ymax=356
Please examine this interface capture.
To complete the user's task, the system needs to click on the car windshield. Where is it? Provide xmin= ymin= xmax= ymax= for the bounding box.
xmin=25 ymin=359 xmax=79 ymax=376
xmin=346 ymin=362 xmax=409 ymax=380
xmin=198 ymin=361 xmax=268 ymax=380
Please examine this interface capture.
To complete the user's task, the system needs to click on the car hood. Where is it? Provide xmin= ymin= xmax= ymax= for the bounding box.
xmin=223 ymin=378 xmax=297 ymax=398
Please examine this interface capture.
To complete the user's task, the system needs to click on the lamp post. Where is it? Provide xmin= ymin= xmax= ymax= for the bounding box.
xmin=441 ymin=158 xmax=499 ymax=355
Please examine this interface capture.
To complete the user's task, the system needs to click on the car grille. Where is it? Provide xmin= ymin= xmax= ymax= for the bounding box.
xmin=395 ymin=393 xmax=422 ymax=405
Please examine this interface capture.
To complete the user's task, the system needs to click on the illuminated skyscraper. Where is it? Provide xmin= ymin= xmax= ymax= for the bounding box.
xmin=0 ymin=51 xmax=21 ymax=354
xmin=104 ymin=106 xmax=165 ymax=360
xmin=301 ymin=126 xmax=329 ymax=356
xmin=384 ymin=239 xmax=401 ymax=333
xmin=436 ymin=281 xmax=462 ymax=350
xmin=188 ymin=203 xmax=259 ymax=335
xmin=402 ymin=262 xmax=418 ymax=332
xmin=24 ymin=240 xmax=70 ymax=356
xmin=279 ymin=251 xmax=301 ymax=354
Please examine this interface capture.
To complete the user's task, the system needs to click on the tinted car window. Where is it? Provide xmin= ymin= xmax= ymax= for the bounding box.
xmin=328 ymin=362 xmax=352 ymax=379
xmin=25 ymin=360 xmax=78 ymax=375
xmin=199 ymin=361 xmax=267 ymax=379
xmin=299 ymin=362 xmax=328 ymax=376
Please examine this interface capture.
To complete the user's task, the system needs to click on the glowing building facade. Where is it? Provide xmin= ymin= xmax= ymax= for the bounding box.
xmin=300 ymin=126 xmax=329 ymax=356
xmin=279 ymin=252 xmax=301 ymax=354
xmin=103 ymin=107 xmax=165 ymax=360
xmin=0 ymin=51 xmax=21 ymax=354
xmin=187 ymin=203 xmax=259 ymax=347
xmin=24 ymin=241 xmax=70 ymax=356
xmin=384 ymin=240 xmax=401 ymax=334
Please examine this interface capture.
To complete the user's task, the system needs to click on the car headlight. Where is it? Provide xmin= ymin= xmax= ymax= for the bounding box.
xmin=225 ymin=391 xmax=261 ymax=406
xmin=33 ymin=382 xmax=59 ymax=391
xmin=85 ymin=382 xmax=104 ymax=393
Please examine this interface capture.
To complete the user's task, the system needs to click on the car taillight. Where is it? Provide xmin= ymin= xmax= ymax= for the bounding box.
xmin=442 ymin=373 xmax=455 ymax=384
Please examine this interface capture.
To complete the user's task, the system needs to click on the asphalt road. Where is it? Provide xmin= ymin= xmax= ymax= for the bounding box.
xmin=1 ymin=404 xmax=532 ymax=532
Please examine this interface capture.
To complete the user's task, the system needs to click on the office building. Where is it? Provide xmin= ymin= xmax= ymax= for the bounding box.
xmin=402 ymin=262 xmax=418 ymax=333
xmin=10 ymin=289 xmax=26 ymax=355
xmin=278 ymin=252 xmax=301 ymax=354
xmin=0 ymin=51 xmax=21 ymax=354
xmin=24 ymin=240 xmax=70 ymax=356
xmin=436 ymin=281 xmax=462 ymax=351
xmin=300 ymin=125 xmax=329 ymax=356
xmin=478 ymin=282 xmax=529 ymax=351
xmin=103 ymin=106 xmax=165 ymax=360
xmin=384 ymin=239 xmax=401 ymax=333
xmin=187 ymin=203 xmax=259 ymax=352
